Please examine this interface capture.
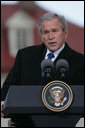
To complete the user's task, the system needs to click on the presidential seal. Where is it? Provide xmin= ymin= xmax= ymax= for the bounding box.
xmin=42 ymin=81 xmax=73 ymax=112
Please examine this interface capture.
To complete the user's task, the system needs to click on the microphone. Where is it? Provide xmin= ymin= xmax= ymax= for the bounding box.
xmin=55 ymin=59 xmax=69 ymax=79
xmin=41 ymin=59 xmax=54 ymax=79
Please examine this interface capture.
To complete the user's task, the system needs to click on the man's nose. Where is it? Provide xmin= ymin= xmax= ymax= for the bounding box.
xmin=48 ymin=32 xmax=54 ymax=39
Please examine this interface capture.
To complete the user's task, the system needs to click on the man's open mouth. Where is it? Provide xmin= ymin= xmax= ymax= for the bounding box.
xmin=48 ymin=42 xmax=56 ymax=45
xmin=49 ymin=42 xmax=56 ymax=44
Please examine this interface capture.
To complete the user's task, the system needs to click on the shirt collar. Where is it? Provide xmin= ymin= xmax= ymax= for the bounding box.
xmin=45 ymin=43 xmax=65 ymax=61
xmin=53 ymin=43 xmax=65 ymax=57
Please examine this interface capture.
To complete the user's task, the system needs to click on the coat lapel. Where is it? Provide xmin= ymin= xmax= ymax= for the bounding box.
xmin=54 ymin=43 xmax=73 ymax=64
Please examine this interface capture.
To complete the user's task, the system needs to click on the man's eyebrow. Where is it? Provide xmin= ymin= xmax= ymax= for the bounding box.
xmin=42 ymin=30 xmax=49 ymax=33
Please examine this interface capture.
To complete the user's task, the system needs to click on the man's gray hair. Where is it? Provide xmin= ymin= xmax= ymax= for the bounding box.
xmin=37 ymin=12 xmax=67 ymax=35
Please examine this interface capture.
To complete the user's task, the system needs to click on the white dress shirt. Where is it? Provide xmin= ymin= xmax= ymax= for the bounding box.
xmin=45 ymin=43 xmax=65 ymax=62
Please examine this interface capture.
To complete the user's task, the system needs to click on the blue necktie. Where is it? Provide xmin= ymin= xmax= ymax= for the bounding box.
xmin=47 ymin=52 xmax=54 ymax=59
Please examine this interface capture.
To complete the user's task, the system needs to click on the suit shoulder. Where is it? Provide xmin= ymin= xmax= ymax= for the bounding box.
xmin=68 ymin=48 xmax=84 ymax=66
xmin=21 ymin=44 xmax=42 ymax=52
xmin=65 ymin=44 xmax=84 ymax=65
xmin=18 ymin=44 xmax=44 ymax=55
xmin=71 ymin=49 xmax=84 ymax=59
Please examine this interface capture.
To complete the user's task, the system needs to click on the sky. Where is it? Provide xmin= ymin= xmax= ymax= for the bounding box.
xmin=1 ymin=1 xmax=84 ymax=28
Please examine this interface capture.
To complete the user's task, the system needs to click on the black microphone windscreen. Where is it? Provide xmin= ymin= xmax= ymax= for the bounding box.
xmin=56 ymin=59 xmax=69 ymax=70
xmin=41 ymin=59 xmax=54 ymax=71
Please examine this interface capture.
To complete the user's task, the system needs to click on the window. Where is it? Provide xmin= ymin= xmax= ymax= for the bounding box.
xmin=5 ymin=10 xmax=35 ymax=57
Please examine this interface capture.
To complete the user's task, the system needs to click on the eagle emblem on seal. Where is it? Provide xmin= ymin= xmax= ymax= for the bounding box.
xmin=49 ymin=86 xmax=67 ymax=106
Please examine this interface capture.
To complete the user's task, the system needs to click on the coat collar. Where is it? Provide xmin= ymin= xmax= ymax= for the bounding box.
xmin=40 ymin=42 xmax=73 ymax=61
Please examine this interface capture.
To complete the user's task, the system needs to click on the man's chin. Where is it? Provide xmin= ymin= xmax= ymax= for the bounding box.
xmin=48 ymin=46 xmax=59 ymax=52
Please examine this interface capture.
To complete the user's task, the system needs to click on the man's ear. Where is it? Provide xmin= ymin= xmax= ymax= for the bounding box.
xmin=64 ymin=28 xmax=68 ymax=39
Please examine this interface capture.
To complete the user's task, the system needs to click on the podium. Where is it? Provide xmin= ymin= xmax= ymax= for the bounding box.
xmin=3 ymin=85 xmax=84 ymax=127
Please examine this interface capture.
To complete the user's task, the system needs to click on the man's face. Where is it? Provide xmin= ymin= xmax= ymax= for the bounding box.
xmin=41 ymin=18 xmax=68 ymax=52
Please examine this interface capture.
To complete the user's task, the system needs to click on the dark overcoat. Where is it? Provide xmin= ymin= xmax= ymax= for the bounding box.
xmin=1 ymin=43 xmax=84 ymax=127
